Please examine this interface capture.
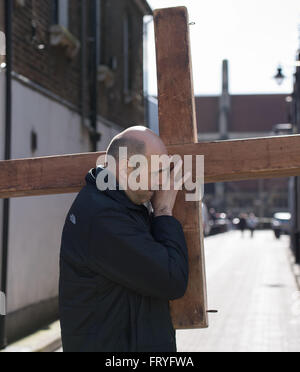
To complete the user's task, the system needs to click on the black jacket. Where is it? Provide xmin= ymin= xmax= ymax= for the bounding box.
xmin=59 ymin=166 xmax=189 ymax=352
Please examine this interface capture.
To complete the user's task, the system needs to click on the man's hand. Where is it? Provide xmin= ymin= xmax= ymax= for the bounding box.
xmin=151 ymin=158 xmax=191 ymax=217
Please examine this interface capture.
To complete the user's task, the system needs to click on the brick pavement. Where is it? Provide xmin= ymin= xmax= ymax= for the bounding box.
xmin=176 ymin=230 xmax=300 ymax=352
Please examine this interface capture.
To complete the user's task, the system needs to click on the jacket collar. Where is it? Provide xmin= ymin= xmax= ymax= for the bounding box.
xmin=85 ymin=166 xmax=151 ymax=213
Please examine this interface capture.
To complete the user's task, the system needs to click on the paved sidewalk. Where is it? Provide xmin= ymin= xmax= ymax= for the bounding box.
xmin=2 ymin=321 xmax=61 ymax=353
xmin=176 ymin=230 xmax=300 ymax=352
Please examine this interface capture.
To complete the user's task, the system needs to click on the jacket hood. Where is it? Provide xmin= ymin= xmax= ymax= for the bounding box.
xmin=85 ymin=166 xmax=151 ymax=213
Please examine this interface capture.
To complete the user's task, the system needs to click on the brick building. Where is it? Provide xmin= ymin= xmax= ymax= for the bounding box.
xmin=0 ymin=0 xmax=151 ymax=344
xmin=196 ymin=95 xmax=290 ymax=141
xmin=148 ymin=59 xmax=291 ymax=218
xmin=10 ymin=0 xmax=150 ymax=136
xmin=197 ymin=61 xmax=291 ymax=218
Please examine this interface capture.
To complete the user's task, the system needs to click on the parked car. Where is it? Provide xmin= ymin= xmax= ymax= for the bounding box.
xmin=271 ymin=212 xmax=291 ymax=239
xmin=210 ymin=212 xmax=230 ymax=235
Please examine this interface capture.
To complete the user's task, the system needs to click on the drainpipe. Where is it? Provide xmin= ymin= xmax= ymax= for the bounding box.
xmin=290 ymin=48 xmax=300 ymax=265
xmin=80 ymin=0 xmax=87 ymax=129
xmin=0 ymin=0 xmax=12 ymax=350
xmin=89 ymin=0 xmax=101 ymax=152
xmin=143 ymin=16 xmax=152 ymax=128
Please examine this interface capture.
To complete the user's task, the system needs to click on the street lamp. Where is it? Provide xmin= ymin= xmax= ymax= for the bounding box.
xmin=274 ymin=65 xmax=286 ymax=86
xmin=272 ymin=49 xmax=300 ymax=264
xmin=276 ymin=50 xmax=300 ymax=264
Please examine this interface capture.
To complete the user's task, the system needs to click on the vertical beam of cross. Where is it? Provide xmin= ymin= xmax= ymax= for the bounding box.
xmin=154 ymin=7 xmax=208 ymax=328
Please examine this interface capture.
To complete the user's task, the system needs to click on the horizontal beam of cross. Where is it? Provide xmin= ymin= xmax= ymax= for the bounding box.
xmin=170 ymin=134 xmax=300 ymax=183
xmin=0 ymin=134 xmax=299 ymax=199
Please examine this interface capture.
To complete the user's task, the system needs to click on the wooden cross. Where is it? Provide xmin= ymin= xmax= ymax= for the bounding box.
xmin=1 ymin=7 xmax=300 ymax=329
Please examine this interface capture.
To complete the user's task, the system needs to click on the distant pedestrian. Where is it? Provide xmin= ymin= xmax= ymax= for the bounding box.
xmin=247 ymin=213 xmax=259 ymax=238
xmin=239 ymin=214 xmax=248 ymax=237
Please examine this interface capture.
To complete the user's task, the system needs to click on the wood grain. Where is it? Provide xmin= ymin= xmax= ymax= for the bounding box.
xmin=169 ymin=134 xmax=300 ymax=183
xmin=154 ymin=6 xmax=209 ymax=329
xmin=0 ymin=152 xmax=105 ymax=199
xmin=1 ymin=135 xmax=300 ymax=199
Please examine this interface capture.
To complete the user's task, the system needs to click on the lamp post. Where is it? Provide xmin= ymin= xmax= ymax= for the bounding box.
xmin=274 ymin=50 xmax=300 ymax=264
xmin=274 ymin=66 xmax=286 ymax=86
xmin=293 ymin=48 xmax=300 ymax=264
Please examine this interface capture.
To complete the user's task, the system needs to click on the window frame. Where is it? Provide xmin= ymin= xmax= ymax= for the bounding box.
xmin=52 ymin=0 xmax=69 ymax=29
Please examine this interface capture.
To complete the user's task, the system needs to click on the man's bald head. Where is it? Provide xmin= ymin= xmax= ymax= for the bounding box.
xmin=104 ymin=126 xmax=169 ymax=205
xmin=106 ymin=126 xmax=167 ymax=162
xmin=106 ymin=134 xmax=146 ymax=163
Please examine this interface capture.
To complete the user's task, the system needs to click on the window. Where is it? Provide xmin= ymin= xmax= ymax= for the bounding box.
xmin=123 ymin=12 xmax=132 ymax=97
xmin=52 ymin=0 xmax=69 ymax=29
xmin=0 ymin=4 xmax=5 ymax=67
xmin=0 ymin=31 xmax=5 ymax=59
xmin=0 ymin=0 xmax=5 ymax=60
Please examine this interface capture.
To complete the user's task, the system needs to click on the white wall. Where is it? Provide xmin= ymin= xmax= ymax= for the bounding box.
xmin=6 ymin=78 xmax=123 ymax=314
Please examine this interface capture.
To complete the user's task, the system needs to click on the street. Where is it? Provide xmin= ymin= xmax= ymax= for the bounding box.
xmin=176 ymin=230 xmax=300 ymax=352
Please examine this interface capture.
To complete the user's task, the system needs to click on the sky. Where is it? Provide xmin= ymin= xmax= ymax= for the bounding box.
xmin=146 ymin=0 xmax=300 ymax=96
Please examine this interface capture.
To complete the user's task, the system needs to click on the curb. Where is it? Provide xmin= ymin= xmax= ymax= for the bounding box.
xmin=1 ymin=320 xmax=62 ymax=353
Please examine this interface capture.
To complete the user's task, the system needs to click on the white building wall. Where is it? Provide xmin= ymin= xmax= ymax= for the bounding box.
xmin=6 ymin=78 xmax=123 ymax=315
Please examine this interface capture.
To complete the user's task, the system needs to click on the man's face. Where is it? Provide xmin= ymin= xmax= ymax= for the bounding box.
xmin=120 ymin=153 xmax=168 ymax=205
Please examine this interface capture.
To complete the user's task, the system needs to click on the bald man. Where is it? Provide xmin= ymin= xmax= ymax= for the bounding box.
xmin=59 ymin=127 xmax=189 ymax=352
